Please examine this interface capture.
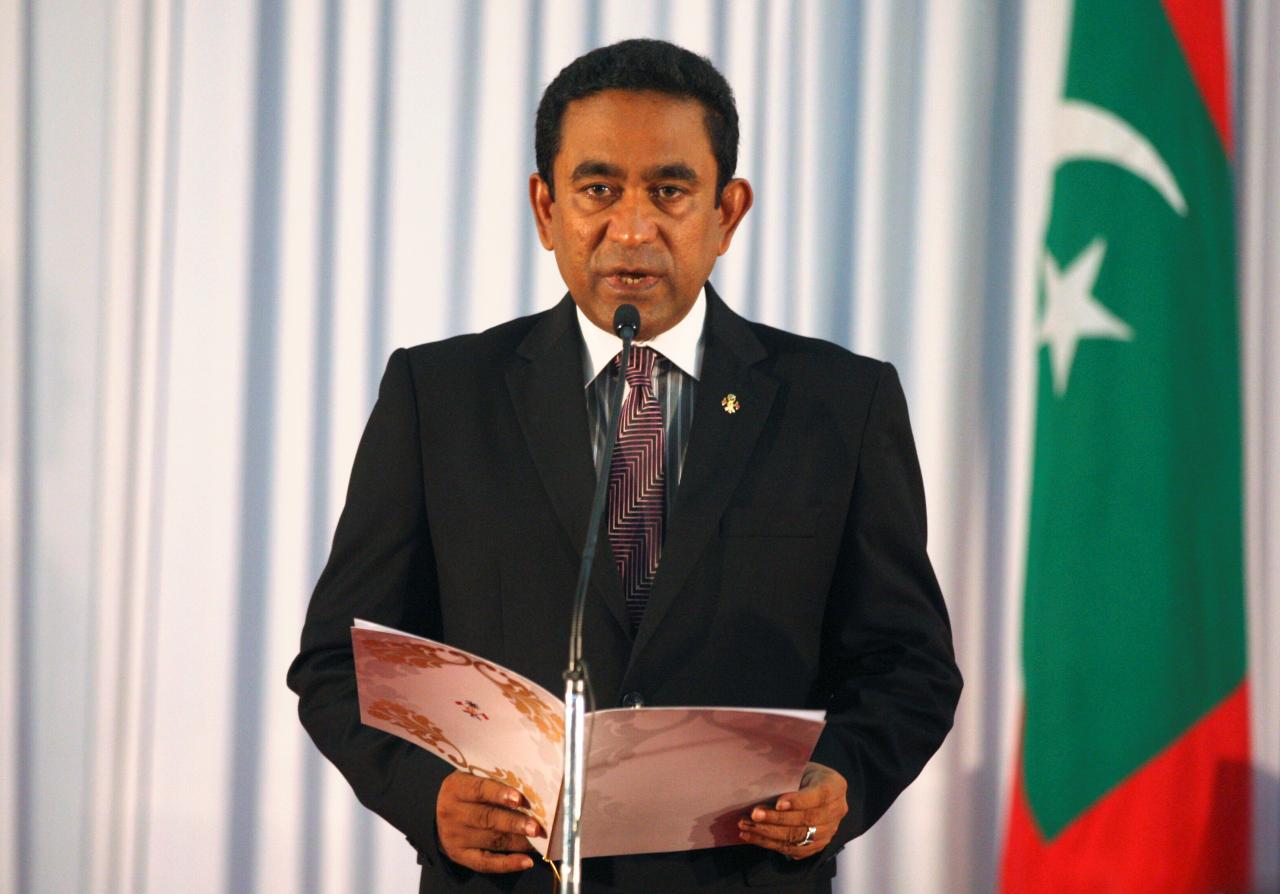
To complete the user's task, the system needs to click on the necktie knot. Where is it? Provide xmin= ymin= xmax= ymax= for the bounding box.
xmin=617 ymin=345 xmax=660 ymax=390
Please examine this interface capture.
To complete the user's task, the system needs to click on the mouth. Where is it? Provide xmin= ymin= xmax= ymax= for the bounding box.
xmin=603 ymin=270 xmax=661 ymax=291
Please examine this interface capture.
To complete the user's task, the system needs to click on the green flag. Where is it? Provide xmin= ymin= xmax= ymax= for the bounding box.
xmin=1002 ymin=1 xmax=1250 ymax=891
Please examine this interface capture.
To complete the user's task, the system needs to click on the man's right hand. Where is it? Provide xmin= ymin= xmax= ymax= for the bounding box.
xmin=435 ymin=770 xmax=543 ymax=873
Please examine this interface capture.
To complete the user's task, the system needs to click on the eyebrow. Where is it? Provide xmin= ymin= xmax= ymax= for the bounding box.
xmin=568 ymin=160 xmax=700 ymax=183
xmin=570 ymin=160 xmax=623 ymax=181
xmin=643 ymin=163 xmax=698 ymax=183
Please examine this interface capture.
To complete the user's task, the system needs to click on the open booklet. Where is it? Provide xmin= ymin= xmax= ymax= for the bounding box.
xmin=351 ymin=619 xmax=826 ymax=859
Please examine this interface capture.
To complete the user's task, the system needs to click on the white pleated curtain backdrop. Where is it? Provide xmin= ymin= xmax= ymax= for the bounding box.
xmin=1 ymin=2 xmax=1276 ymax=893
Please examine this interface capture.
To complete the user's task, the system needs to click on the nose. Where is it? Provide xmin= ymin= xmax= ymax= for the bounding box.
xmin=605 ymin=191 xmax=658 ymax=247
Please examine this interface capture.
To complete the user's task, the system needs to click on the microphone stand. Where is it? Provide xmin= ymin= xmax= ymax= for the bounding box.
xmin=560 ymin=305 xmax=638 ymax=893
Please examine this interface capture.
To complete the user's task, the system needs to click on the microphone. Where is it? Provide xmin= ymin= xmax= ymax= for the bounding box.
xmin=560 ymin=303 xmax=639 ymax=892
xmin=568 ymin=303 xmax=639 ymax=668
xmin=613 ymin=303 xmax=640 ymax=341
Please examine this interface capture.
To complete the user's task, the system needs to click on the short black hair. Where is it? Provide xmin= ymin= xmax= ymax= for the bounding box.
xmin=534 ymin=39 xmax=739 ymax=205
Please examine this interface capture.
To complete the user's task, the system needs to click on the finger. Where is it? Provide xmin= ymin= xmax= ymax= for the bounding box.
xmin=747 ymin=803 xmax=840 ymax=827
xmin=459 ymin=775 xmax=527 ymax=809
xmin=463 ymin=803 xmax=544 ymax=838
xmin=441 ymin=829 xmax=530 ymax=857
xmin=737 ymin=827 xmax=827 ymax=857
xmin=454 ymin=849 xmax=536 ymax=874
xmin=737 ymin=819 xmax=832 ymax=846
xmin=773 ymin=783 xmax=831 ymax=812
xmin=458 ymin=830 xmax=534 ymax=854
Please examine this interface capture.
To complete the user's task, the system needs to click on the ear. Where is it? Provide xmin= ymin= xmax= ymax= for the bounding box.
xmin=529 ymin=174 xmax=556 ymax=250
xmin=715 ymin=178 xmax=754 ymax=255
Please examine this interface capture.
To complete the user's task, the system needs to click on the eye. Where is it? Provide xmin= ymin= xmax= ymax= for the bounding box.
xmin=584 ymin=183 xmax=613 ymax=198
xmin=654 ymin=185 xmax=685 ymax=200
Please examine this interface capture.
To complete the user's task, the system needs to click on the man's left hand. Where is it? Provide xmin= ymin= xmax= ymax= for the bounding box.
xmin=737 ymin=762 xmax=848 ymax=860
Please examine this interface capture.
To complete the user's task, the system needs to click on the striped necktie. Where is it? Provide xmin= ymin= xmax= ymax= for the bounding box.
xmin=607 ymin=346 xmax=665 ymax=633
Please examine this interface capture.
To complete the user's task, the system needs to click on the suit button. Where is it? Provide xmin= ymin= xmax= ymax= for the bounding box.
xmin=620 ymin=691 xmax=645 ymax=708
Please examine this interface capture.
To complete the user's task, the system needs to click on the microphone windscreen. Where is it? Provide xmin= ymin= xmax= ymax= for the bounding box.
xmin=613 ymin=304 xmax=641 ymax=339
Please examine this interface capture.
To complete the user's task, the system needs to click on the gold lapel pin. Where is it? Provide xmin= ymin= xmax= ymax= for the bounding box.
xmin=721 ymin=393 xmax=741 ymax=414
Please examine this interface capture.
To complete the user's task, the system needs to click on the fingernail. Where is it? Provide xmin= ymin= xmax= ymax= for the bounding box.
xmin=521 ymin=857 xmax=534 ymax=869
xmin=777 ymin=800 xmax=792 ymax=810
xmin=752 ymin=808 xmax=766 ymax=821
xmin=506 ymin=794 xmax=521 ymax=805
xmin=525 ymin=821 xmax=537 ymax=835
xmin=739 ymin=819 xmax=754 ymax=828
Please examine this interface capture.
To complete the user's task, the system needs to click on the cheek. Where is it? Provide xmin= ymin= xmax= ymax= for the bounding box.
xmin=548 ymin=211 xmax=587 ymax=251
xmin=567 ymin=226 xmax=590 ymax=254
xmin=569 ymin=228 xmax=601 ymax=266
xmin=671 ymin=227 xmax=720 ymax=271
xmin=704 ymin=221 xmax=728 ymax=255
xmin=552 ymin=228 xmax=596 ymax=288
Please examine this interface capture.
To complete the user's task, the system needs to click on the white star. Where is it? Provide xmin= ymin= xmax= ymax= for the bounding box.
xmin=1039 ymin=238 xmax=1133 ymax=396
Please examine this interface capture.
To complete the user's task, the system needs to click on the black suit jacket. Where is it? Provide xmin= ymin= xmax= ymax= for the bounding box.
xmin=287 ymin=285 xmax=962 ymax=893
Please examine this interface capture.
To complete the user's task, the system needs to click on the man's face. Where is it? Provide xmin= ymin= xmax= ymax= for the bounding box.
xmin=530 ymin=89 xmax=752 ymax=339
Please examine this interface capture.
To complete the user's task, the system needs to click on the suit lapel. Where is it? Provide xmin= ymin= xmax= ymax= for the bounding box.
xmin=628 ymin=285 xmax=777 ymax=667
xmin=504 ymin=296 xmax=632 ymax=638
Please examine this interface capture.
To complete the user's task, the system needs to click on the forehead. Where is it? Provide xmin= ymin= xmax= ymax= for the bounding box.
xmin=556 ymin=89 xmax=715 ymax=172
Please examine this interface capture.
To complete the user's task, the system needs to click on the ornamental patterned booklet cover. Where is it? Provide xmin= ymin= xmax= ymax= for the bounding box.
xmin=351 ymin=619 xmax=826 ymax=859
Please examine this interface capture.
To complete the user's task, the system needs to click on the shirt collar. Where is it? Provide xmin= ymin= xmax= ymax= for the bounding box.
xmin=576 ymin=286 xmax=707 ymax=387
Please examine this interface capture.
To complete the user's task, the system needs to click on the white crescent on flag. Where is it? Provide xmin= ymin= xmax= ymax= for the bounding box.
xmin=1050 ymin=99 xmax=1187 ymax=216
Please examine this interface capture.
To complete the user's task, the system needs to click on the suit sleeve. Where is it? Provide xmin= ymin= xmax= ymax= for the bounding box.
xmin=809 ymin=361 xmax=963 ymax=857
xmin=285 ymin=347 xmax=452 ymax=865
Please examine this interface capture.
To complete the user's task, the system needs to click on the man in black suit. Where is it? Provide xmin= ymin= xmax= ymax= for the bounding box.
xmin=288 ymin=39 xmax=961 ymax=893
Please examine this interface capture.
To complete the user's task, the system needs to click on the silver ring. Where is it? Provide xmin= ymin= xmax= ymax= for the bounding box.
xmin=798 ymin=825 xmax=817 ymax=847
